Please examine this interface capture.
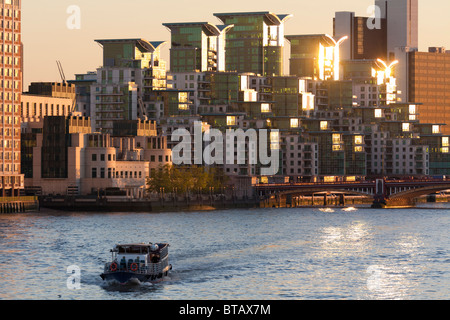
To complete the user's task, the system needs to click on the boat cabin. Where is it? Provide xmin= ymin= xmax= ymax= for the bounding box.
xmin=110 ymin=243 xmax=166 ymax=269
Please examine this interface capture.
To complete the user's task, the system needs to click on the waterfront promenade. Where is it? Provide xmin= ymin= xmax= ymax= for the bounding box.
xmin=36 ymin=191 xmax=448 ymax=213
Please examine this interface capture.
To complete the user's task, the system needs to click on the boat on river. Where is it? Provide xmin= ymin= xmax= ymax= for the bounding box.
xmin=100 ymin=243 xmax=172 ymax=284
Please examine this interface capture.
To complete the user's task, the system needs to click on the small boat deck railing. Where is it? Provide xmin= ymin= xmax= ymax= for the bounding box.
xmin=158 ymin=245 xmax=169 ymax=259
xmin=105 ymin=254 xmax=169 ymax=275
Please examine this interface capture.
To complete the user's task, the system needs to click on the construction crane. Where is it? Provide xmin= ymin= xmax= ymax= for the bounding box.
xmin=138 ymin=96 xmax=148 ymax=121
xmin=68 ymin=97 xmax=77 ymax=116
xmin=56 ymin=60 xmax=78 ymax=116
xmin=56 ymin=60 xmax=66 ymax=83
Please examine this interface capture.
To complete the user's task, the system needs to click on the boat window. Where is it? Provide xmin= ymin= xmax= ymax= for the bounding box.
xmin=117 ymin=245 xmax=152 ymax=254
xmin=118 ymin=246 xmax=128 ymax=254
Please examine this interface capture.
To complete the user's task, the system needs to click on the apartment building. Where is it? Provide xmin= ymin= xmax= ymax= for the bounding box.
xmin=163 ymin=22 xmax=233 ymax=73
xmin=90 ymin=39 xmax=167 ymax=133
xmin=213 ymin=12 xmax=292 ymax=76
xmin=1 ymin=0 xmax=23 ymax=196
xmin=407 ymin=50 xmax=450 ymax=134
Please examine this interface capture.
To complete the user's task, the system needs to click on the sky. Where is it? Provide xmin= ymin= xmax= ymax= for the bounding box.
xmin=22 ymin=0 xmax=450 ymax=89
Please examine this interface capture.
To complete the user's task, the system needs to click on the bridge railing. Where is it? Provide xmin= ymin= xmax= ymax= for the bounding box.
xmin=255 ymin=178 xmax=450 ymax=188
xmin=255 ymin=181 xmax=374 ymax=188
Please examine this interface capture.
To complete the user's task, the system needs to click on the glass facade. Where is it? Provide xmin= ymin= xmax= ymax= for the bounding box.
xmin=164 ymin=23 xmax=232 ymax=73
xmin=214 ymin=12 xmax=291 ymax=76
xmin=271 ymin=77 xmax=301 ymax=117
xmin=167 ymin=25 xmax=202 ymax=72
xmin=286 ymin=35 xmax=337 ymax=80
xmin=318 ymin=133 xmax=345 ymax=176
xmin=205 ymin=72 xmax=239 ymax=105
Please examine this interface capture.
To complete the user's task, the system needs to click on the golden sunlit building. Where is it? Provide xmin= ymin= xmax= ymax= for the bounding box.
xmin=408 ymin=49 xmax=450 ymax=134
xmin=1 ymin=0 xmax=24 ymax=196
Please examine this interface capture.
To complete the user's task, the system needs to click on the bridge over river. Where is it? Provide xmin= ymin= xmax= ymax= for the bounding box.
xmin=255 ymin=178 xmax=450 ymax=208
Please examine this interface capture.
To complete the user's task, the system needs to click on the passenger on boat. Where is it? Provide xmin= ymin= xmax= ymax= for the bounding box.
xmin=120 ymin=257 xmax=126 ymax=270
xmin=150 ymin=253 xmax=160 ymax=263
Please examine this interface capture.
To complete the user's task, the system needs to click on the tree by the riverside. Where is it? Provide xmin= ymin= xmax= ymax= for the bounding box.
xmin=146 ymin=164 xmax=228 ymax=194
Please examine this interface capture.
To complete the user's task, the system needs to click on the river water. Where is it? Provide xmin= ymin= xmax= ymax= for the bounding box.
xmin=0 ymin=203 xmax=448 ymax=300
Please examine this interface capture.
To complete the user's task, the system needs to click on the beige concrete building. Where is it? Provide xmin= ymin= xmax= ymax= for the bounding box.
xmin=21 ymin=94 xmax=75 ymax=123
xmin=22 ymin=116 xmax=171 ymax=197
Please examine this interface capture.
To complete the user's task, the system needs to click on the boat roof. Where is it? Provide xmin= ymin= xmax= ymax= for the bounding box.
xmin=116 ymin=243 xmax=166 ymax=247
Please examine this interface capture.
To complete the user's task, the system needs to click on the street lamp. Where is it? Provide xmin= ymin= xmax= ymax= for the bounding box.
xmin=324 ymin=34 xmax=348 ymax=81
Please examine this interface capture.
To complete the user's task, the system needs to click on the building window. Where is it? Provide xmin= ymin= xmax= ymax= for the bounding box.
xmin=261 ymin=103 xmax=270 ymax=113
xmin=374 ymin=109 xmax=382 ymax=118
xmin=320 ymin=121 xmax=328 ymax=130
xmin=332 ymin=133 xmax=341 ymax=144
xmin=402 ymin=123 xmax=410 ymax=132
xmin=290 ymin=118 xmax=299 ymax=128
xmin=92 ymin=168 xmax=97 ymax=178
xmin=332 ymin=133 xmax=343 ymax=151
xmin=270 ymin=132 xmax=280 ymax=150
xmin=227 ymin=116 xmax=236 ymax=126
xmin=354 ymin=135 xmax=363 ymax=145
xmin=92 ymin=154 xmax=97 ymax=161
xmin=432 ymin=125 xmax=440 ymax=134
xmin=442 ymin=137 xmax=449 ymax=154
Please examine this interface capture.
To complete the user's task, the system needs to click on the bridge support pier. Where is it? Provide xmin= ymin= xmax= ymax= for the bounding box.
xmin=339 ymin=194 xmax=345 ymax=206
xmin=372 ymin=196 xmax=417 ymax=208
